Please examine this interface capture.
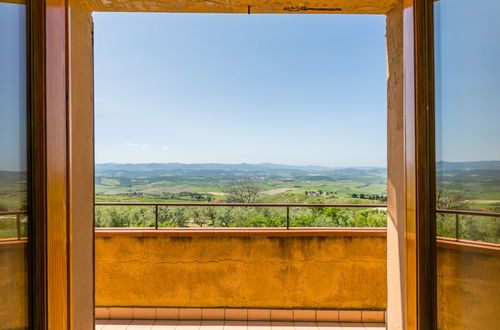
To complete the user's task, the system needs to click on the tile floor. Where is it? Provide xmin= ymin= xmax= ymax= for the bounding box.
xmin=95 ymin=320 xmax=385 ymax=330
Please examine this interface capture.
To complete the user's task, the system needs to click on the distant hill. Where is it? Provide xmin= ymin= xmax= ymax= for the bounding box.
xmin=95 ymin=161 xmax=500 ymax=179
xmin=0 ymin=171 xmax=27 ymax=187
xmin=96 ymin=162 xmax=337 ymax=172
xmin=94 ymin=162 xmax=386 ymax=178
xmin=436 ymin=161 xmax=500 ymax=171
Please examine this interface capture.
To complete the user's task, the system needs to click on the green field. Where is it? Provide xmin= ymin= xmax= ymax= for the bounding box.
xmin=93 ymin=163 xmax=388 ymax=229
xmin=1 ymin=161 xmax=499 ymax=243
xmin=91 ymin=162 xmax=500 ymax=243
xmin=94 ymin=163 xmax=388 ymax=205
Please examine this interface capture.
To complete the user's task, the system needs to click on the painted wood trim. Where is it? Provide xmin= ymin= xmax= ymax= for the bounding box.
xmin=403 ymin=0 xmax=437 ymax=329
xmin=67 ymin=3 xmax=95 ymax=329
xmin=0 ymin=0 xmax=26 ymax=5
xmin=30 ymin=0 xmax=49 ymax=327
xmin=436 ymin=238 xmax=500 ymax=257
xmin=30 ymin=0 xmax=70 ymax=328
xmin=94 ymin=228 xmax=388 ymax=238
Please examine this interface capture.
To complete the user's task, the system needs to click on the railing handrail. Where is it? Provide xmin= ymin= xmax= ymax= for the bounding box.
xmin=5 ymin=205 xmax=500 ymax=217
xmin=436 ymin=208 xmax=500 ymax=217
xmin=4 ymin=205 xmax=500 ymax=217
xmin=2 ymin=205 xmax=499 ymax=242
xmin=0 ymin=210 xmax=28 ymax=216
xmin=94 ymin=202 xmax=387 ymax=208
xmin=94 ymin=202 xmax=500 ymax=217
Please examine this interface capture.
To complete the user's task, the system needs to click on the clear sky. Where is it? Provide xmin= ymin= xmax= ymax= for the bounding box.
xmin=0 ymin=3 xmax=26 ymax=172
xmin=93 ymin=13 xmax=388 ymax=167
xmin=434 ymin=0 xmax=500 ymax=163
xmin=3 ymin=3 xmax=498 ymax=171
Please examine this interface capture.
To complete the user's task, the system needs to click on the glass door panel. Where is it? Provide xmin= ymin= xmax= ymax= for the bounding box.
xmin=0 ymin=1 xmax=29 ymax=329
xmin=434 ymin=0 xmax=500 ymax=328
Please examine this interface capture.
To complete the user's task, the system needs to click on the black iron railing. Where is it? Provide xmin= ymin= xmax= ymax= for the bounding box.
xmin=0 ymin=210 xmax=28 ymax=240
xmin=94 ymin=202 xmax=500 ymax=242
xmin=436 ymin=208 xmax=500 ymax=242
xmin=2 ymin=204 xmax=498 ymax=241
xmin=94 ymin=202 xmax=387 ymax=229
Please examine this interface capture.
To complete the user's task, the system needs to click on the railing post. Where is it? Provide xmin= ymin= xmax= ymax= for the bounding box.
xmin=155 ymin=205 xmax=159 ymax=230
xmin=286 ymin=206 xmax=290 ymax=229
xmin=16 ymin=214 xmax=21 ymax=240
xmin=455 ymin=213 xmax=459 ymax=241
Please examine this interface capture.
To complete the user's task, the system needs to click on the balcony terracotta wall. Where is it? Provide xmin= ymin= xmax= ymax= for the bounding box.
xmin=95 ymin=230 xmax=500 ymax=328
xmin=95 ymin=230 xmax=388 ymax=309
xmin=0 ymin=241 xmax=28 ymax=329
xmin=437 ymin=242 xmax=500 ymax=329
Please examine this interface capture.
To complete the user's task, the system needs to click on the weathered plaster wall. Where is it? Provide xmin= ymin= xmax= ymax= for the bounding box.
xmin=437 ymin=246 xmax=500 ymax=330
xmin=0 ymin=241 xmax=28 ymax=330
xmin=69 ymin=2 xmax=95 ymax=329
xmin=95 ymin=232 xmax=388 ymax=309
xmin=79 ymin=0 xmax=398 ymax=14
xmin=95 ymin=233 xmax=500 ymax=329
xmin=385 ymin=2 xmax=405 ymax=329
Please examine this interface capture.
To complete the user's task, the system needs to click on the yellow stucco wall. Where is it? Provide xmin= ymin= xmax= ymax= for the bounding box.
xmin=437 ymin=244 xmax=500 ymax=330
xmin=95 ymin=232 xmax=387 ymax=309
xmin=95 ymin=232 xmax=500 ymax=329
xmin=0 ymin=241 xmax=28 ymax=330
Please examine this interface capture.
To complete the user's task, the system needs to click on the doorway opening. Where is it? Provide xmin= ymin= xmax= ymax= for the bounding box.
xmin=92 ymin=11 xmax=389 ymax=328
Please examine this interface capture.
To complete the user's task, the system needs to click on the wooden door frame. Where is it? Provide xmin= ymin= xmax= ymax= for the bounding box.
xmin=403 ymin=0 xmax=437 ymax=328
xmin=29 ymin=0 xmax=94 ymax=329
xmin=28 ymin=0 xmax=437 ymax=328
xmin=30 ymin=0 xmax=96 ymax=327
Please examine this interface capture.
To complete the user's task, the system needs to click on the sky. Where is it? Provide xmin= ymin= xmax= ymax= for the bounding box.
xmin=0 ymin=3 xmax=26 ymax=172
xmin=93 ymin=13 xmax=388 ymax=167
xmin=434 ymin=0 xmax=500 ymax=163
xmin=1 ymin=2 xmax=499 ymax=171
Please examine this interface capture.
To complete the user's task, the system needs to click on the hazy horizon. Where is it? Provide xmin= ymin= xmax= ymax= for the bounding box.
xmin=3 ymin=159 xmax=500 ymax=174
xmin=94 ymin=161 xmax=384 ymax=168
xmin=92 ymin=159 xmax=500 ymax=168
xmin=4 ymin=159 xmax=500 ymax=173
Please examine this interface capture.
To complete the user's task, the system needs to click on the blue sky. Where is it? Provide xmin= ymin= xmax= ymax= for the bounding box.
xmin=0 ymin=3 xmax=26 ymax=172
xmin=434 ymin=0 xmax=500 ymax=163
xmin=93 ymin=13 xmax=388 ymax=167
xmin=2 ymin=3 xmax=498 ymax=171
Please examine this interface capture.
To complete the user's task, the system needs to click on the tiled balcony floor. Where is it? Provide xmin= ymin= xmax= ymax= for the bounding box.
xmin=95 ymin=320 xmax=385 ymax=329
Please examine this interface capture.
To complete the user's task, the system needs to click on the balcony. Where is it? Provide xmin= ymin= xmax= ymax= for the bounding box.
xmin=1 ymin=204 xmax=499 ymax=329
xmin=88 ymin=203 xmax=500 ymax=329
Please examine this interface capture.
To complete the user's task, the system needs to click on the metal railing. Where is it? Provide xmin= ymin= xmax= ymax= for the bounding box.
xmin=0 ymin=210 xmax=28 ymax=240
xmin=2 ymin=205 xmax=498 ymax=241
xmin=94 ymin=202 xmax=500 ymax=242
xmin=94 ymin=202 xmax=387 ymax=229
xmin=436 ymin=208 xmax=500 ymax=242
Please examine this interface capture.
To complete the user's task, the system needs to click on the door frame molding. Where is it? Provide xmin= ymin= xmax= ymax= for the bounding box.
xmin=403 ymin=0 xmax=437 ymax=328
xmin=29 ymin=0 xmax=71 ymax=328
xmin=27 ymin=0 xmax=438 ymax=328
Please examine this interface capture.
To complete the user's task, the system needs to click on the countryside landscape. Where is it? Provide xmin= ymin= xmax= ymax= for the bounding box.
xmin=90 ymin=160 xmax=500 ymax=242
xmin=1 ymin=161 xmax=499 ymax=242
xmin=94 ymin=162 xmax=388 ymax=229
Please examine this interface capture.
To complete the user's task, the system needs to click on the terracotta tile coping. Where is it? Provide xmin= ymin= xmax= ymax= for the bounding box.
xmin=437 ymin=237 xmax=500 ymax=256
xmin=95 ymin=307 xmax=385 ymax=323
xmin=94 ymin=228 xmax=388 ymax=237
xmin=93 ymin=229 xmax=500 ymax=254
xmin=0 ymin=239 xmax=28 ymax=248
xmin=2 ymin=233 xmax=499 ymax=256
